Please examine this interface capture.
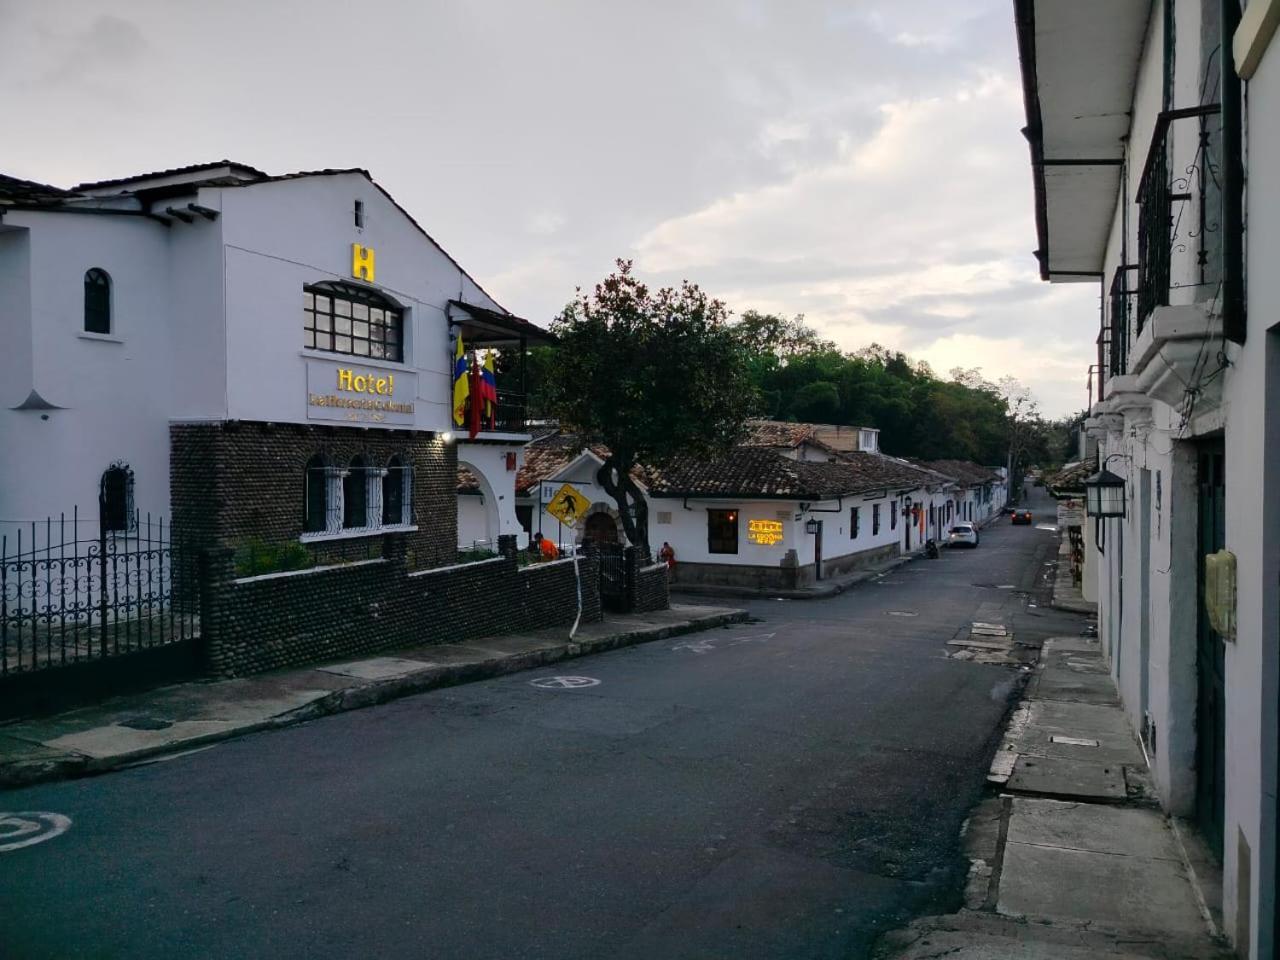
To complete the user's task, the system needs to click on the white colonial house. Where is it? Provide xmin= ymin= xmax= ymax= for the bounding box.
xmin=1 ymin=162 xmax=550 ymax=571
xmin=1015 ymin=1 xmax=1279 ymax=953
xmin=475 ymin=420 xmax=999 ymax=589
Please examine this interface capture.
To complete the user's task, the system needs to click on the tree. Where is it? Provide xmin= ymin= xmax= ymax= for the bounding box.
xmin=789 ymin=381 xmax=841 ymax=422
xmin=542 ymin=260 xmax=757 ymax=554
xmin=998 ymin=376 xmax=1042 ymax=500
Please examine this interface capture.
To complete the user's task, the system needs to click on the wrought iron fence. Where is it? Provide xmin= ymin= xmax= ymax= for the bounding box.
xmin=1 ymin=507 xmax=199 ymax=675
xmin=1136 ymin=104 xmax=1221 ymax=331
xmin=493 ymin=390 xmax=527 ymax=433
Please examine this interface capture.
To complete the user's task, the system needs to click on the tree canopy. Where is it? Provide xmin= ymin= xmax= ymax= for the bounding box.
xmin=539 ymin=260 xmax=757 ymax=551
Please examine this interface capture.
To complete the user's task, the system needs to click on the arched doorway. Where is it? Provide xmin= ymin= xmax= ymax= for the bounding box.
xmin=583 ymin=511 xmax=619 ymax=544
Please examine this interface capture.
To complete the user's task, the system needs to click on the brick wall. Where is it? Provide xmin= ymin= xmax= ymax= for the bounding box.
xmin=171 ymin=421 xmax=456 ymax=570
xmin=632 ymin=560 xmax=671 ymax=614
xmin=203 ymin=536 xmax=602 ymax=676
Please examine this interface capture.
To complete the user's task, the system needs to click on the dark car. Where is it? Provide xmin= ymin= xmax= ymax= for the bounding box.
xmin=1011 ymin=510 xmax=1033 ymax=525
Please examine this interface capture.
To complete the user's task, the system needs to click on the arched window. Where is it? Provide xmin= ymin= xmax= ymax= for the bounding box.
xmin=382 ymin=455 xmax=410 ymax=526
xmin=303 ymin=282 xmax=403 ymax=362
xmin=84 ymin=268 xmax=112 ymax=334
xmin=343 ymin=455 xmax=368 ymax=529
xmin=303 ymin=455 xmax=330 ymax=534
xmin=100 ymin=463 xmax=133 ymax=534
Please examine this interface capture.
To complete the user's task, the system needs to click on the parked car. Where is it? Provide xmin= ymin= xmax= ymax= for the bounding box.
xmin=1011 ymin=510 xmax=1033 ymax=525
xmin=948 ymin=522 xmax=979 ymax=548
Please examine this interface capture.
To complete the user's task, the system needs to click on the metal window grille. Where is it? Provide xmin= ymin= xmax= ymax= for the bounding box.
xmin=84 ymin=268 xmax=111 ymax=334
xmin=99 ymin=464 xmax=134 ymax=534
xmin=873 ymin=504 xmax=881 ymax=535
xmin=851 ymin=507 xmax=860 ymax=539
xmin=303 ymin=282 xmax=402 ymax=362
xmin=382 ymin=459 xmax=411 ymax=526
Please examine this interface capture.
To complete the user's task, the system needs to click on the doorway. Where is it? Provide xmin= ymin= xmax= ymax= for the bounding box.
xmin=1196 ymin=440 xmax=1226 ymax=857
xmin=814 ymin=520 xmax=824 ymax=581
xmin=583 ymin=511 xmax=619 ymax=544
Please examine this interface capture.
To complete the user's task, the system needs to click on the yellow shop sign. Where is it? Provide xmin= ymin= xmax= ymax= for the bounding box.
xmin=747 ymin=519 xmax=784 ymax=545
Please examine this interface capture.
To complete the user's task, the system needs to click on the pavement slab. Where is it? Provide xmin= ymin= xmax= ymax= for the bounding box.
xmin=997 ymin=841 xmax=1206 ymax=935
xmin=1006 ymin=754 xmax=1127 ymax=800
xmin=1006 ymin=798 xmax=1181 ymax=861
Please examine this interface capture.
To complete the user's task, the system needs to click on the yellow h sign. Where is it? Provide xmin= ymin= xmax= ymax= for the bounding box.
xmin=351 ymin=243 xmax=376 ymax=282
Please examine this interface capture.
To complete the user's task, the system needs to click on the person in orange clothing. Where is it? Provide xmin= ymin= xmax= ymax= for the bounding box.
xmin=534 ymin=532 xmax=559 ymax=561
xmin=659 ymin=541 xmax=676 ymax=571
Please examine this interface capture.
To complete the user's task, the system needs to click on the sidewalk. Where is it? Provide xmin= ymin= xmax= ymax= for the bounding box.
xmin=1052 ymin=539 xmax=1098 ymax=614
xmin=0 ymin=603 xmax=746 ymax=789
xmin=876 ymin=632 xmax=1230 ymax=960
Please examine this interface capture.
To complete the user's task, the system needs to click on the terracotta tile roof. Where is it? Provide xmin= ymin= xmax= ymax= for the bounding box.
xmin=741 ymin=420 xmax=818 ymax=448
xmin=912 ymin=459 xmax=1003 ymax=485
xmin=647 ymin=447 xmax=895 ymax=500
xmin=0 ymin=174 xmax=78 ymax=204
xmin=72 ymin=160 xmax=267 ymax=191
xmin=514 ymin=430 xmax=608 ymax=495
xmin=457 ymin=465 xmax=482 ymax=494
xmin=1046 ymin=454 xmax=1097 ymax=493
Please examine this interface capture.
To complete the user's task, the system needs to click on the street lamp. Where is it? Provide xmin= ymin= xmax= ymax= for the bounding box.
xmin=804 ymin=517 xmax=820 ymax=535
xmin=1083 ymin=459 xmax=1127 ymax=554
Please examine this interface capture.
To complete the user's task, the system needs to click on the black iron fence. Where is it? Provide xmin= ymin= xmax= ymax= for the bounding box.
xmin=597 ymin=542 xmax=628 ymax=613
xmin=1136 ymin=104 xmax=1221 ymax=332
xmin=1 ymin=507 xmax=199 ymax=676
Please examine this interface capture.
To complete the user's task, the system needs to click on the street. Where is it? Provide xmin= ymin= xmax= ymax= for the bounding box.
xmin=1 ymin=486 xmax=1081 ymax=960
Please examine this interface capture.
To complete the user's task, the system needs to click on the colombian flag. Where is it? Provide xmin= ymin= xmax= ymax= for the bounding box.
xmin=452 ymin=336 xmax=470 ymax=427
xmin=480 ymin=351 xmax=499 ymax=429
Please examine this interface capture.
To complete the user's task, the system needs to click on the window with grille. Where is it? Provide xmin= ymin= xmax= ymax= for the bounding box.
xmin=707 ymin=509 xmax=738 ymax=554
xmin=343 ymin=456 xmax=368 ymax=529
xmin=891 ymin=501 xmax=898 ymax=530
xmin=382 ymin=455 xmax=411 ymax=526
xmin=99 ymin=463 xmax=133 ymax=534
xmin=872 ymin=504 xmax=881 ymax=535
xmin=851 ymin=507 xmax=860 ymax=539
xmin=303 ymin=282 xmax=403 ymax=362
xmin=84 ymin=268 xmax=111 ymax=334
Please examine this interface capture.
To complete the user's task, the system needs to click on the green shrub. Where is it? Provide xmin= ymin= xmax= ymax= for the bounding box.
xmin=233 ymin=538 xmax=313 ymax=577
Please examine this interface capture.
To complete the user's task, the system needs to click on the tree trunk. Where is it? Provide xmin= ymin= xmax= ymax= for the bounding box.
xmin=597 ymin=455 xmax=650 ymax=557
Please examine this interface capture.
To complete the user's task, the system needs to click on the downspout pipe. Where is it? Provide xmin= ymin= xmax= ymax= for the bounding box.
xmin=1222 ymin=0 xmax=1245 ymax=343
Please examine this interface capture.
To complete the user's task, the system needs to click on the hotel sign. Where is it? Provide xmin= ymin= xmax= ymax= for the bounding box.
xmin=747 ymin=519 xmax=784 ymax=546
xmin=306 ymin=358 xmax=415 ymax=427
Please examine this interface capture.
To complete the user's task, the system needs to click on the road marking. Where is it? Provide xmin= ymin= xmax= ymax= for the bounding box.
xmin=1050 ymin=736 xmax=1100 ymax=747
xmin=0 ymin=812 xmax=72 ymax=853
xmin=529 ymin=676 xmax=600 ymax=689
xmin=887 ymin=611 xmax=918 ymax=617
xmin=672 ymin=632 xmax=776 ymax=654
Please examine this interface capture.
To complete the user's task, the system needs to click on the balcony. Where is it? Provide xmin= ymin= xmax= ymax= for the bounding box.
xmin=1136 ymin=104 xmax=1221 ymax=333
xmin=446 ymin=299 xmax=557 ymax=439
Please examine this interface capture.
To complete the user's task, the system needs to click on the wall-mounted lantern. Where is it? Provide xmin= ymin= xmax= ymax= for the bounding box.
xmin=804 ymin=517 xmax=820 ymax=535
xmin=1083 ymin=458 xmax=1127 ymax=554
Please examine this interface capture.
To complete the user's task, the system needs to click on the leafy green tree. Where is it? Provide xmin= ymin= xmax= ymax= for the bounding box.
xmin=541 ymin=260 xmax=757 ymax=553
xmin=789 ymin=381 xmax=841 ymax=423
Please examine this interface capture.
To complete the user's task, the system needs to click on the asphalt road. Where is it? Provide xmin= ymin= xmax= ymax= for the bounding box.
xmin=1 ymin=485 xmax=1081 ymax=960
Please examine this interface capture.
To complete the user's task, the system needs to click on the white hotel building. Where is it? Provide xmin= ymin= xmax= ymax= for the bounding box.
xmin=0 ymin=162 xmax=550 ymax=568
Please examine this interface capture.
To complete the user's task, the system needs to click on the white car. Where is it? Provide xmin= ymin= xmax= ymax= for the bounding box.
xmin=948 ymin=522 xmax=979 ymax=548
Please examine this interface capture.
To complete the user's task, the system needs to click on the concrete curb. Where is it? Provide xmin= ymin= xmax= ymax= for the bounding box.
xmin=0 ymin=608 xmax=748 ymax=790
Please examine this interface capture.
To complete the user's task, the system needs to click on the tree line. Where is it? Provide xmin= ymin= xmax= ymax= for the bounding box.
xmin=517 ymin=261 xmax=1080 ymax=549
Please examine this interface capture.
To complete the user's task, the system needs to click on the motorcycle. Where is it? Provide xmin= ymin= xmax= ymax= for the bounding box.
xmin=924 ymin=538 xmax=940 ymax=559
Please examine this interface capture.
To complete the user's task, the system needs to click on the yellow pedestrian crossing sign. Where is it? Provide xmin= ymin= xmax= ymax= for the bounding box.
xmin=546 ymin=483 xmax=591 ymax=527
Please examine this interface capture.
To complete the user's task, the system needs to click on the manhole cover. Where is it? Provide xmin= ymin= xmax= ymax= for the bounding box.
xmin=119 ymin=717 xmax=174 ymax=731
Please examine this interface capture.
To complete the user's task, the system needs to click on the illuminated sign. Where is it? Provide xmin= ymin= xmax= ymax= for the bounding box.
xmin=306 ymin=359 xmax=415 ymax=427
xmin=352 ymin=243 xmax=376 ymax=282
xmin=747 ymin=519 xmax=784 ymax=545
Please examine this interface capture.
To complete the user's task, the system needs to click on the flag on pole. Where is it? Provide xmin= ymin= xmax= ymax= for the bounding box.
xmin=480 ymin=351 xmax=499 ymax=429
xmin=452 ymin=335 xmax=470 ymax=427
xmin=468 ymin=355 xmax=482 ymax=439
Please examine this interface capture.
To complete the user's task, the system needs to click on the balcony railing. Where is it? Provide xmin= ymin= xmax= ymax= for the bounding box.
xmin=492 ymin=390 xmax=527 ymax=433
xmin=1136 ymin=104 xmax=1221 ymax=332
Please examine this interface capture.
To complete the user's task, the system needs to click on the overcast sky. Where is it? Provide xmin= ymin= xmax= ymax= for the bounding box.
xmin=1 ymin=0 xmax=1097 ymax=417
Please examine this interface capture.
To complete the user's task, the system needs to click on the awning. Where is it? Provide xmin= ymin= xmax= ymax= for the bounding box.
xmin=1015 ymin=0 xmax=1151 ymax=281
xmin=448 ymin=300 xmax=556 ymax=347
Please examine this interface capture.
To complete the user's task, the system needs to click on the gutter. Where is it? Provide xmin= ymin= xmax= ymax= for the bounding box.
xmin=1013 ymin=0 xmax=1050 ymax=282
